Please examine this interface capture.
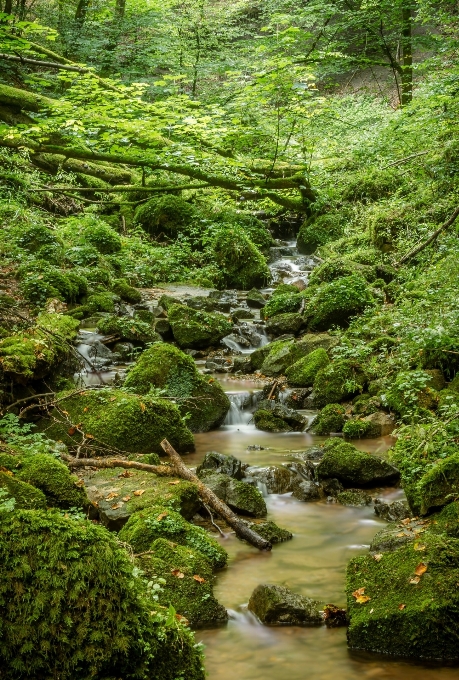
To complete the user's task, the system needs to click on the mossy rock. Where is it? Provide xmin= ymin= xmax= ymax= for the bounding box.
xmin=0 ymin=471 xmax=47 ymax=509
xmin=297 ymin=213 xmax=345 ymax=255
xmin=119 ymin=505 xmax=228 ymax=569
xmin=0 ymin=313 xmax=79 ymax=382
xmin=137 ymin=538 xmax=228 ymax=628
xmin=253 ymin=409 xmax=291 ymax=433
xmin=198 ymin=471 xmax=267 ymax=517
xmin=336 ymin=489 xmax=372 ymax=506
xmin=245 ymin=520 xmax=293 ymax=544
xmin=246 ymin=288 xmax=266 ymax=308
xmin=97 ymin=315 xmax=162 ymax=343
xmin=317 ymin=440 xmax=399 ymax=486
xmin=83 ymin=467 xmax=201 ymax=531
xmin=342 ymin=419 xmax=371 ymax=439
xmin=124 ymin=344 xmax=230 ymax=432
xmin=306 ymin=275 xmax=375 ymax=331
xmin=83 ymin=220 xmax=122 ymax=254
xmin=135 ymin=195 xmax=195 ymax=237
xmin=168 ymin=304 xmax=233 ymax=349
xmin=308 ymin=258 xmax=375 ymax=287
xmin=210 ymin=227 xmax=270 ymax=289
xmin=248 ymin=584 xmax=323 ymax=626
xmin=263 ymin=292 xmax=301 ymax=319
xmin=112 ymin=279 xmax=142 ymax=304
xmin=310 ymin=403 xmax=346 ymax=435
xmin=313 ymin=359 xmax=367 ymax=408
xmin=259 ymin=339 xmax=295 ymax=376
xmin=265 ymin=312 xmax=305 ymax=336
xmin=196 ymin=451 xmax=243 ymax=480
xmin=415 ymin=452 xmax=459 ymax=516
xmin=347 ymin=532 xmax=459 ymax=660
xmin=0 ymin=509 xmax=204 ymax=679
xmin=19 ymin=264 xmax=88 ymax=306
xmin=385 ymin=370 xmax=440 ymax=417
xmin=41 ymin=388 xmax=195 ymax=456
xmin=16 ymin=454 xmax=89 ymax=509
xmin=286 ymin=348 xmax=330 ymax=386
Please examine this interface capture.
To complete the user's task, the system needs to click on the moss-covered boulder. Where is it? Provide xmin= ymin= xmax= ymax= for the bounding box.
xmin=347 ymin=532 xmax=459 ymax=660
xmin=244 ymin=465 xmax=295 ymax=494
xmin=0 ymin=313 xmax=79 ymax=382
xmin=41 ymin=388 xmax=195 ymax=456
xmin=253 ymin=400 xmax=306 ymax=433
xmin=135 ymin=195 xmax=195 ymax=237
xmin=210 ymin=227 xmax=270 ymax=289
xmin=0 ymin=510 xmax=204 ymax=680
xmin=310 ymin=403 xmax=346 ymax=435
xmin=17 ymin=454 xmax=89 ymax=509
xmin=259 ymin=339 xmax=295 ymax=376
xmin=385 ymin=370 xmax=440 ymax=417
xmin=286 ymin=348 xmax=330 ymax=386
xmin=124 ymin=344 xmax=230 ymax=432
xmin=168 ymin=304 xmax=232 ymax=349
xmin=414 ymin=452 xmax=459 ymax=516
xmin=317 ymin=440 xmax=399 ymax=486
xmin=246 ymin=288 xmax=267 ymax=308
xmin=336 ymin=489 xmax=372 ymax=506
xmin=313 ymin=359 xmax=367 ymax=407
xmin=244 ymin=520 xmax=293 ymax=544
xmin=83 ymin=466 xmax=201 ymax=531
xmin=306 ymin=275 xmax=375 ymax=331
xmin=112 ymin=278 xmax=142 ymax=304
xmin=265 ymin=312 xmax=305 ymax=336
xmin=342 ymin=419 xmax=371 ymax=439
xmin=198 ymin=471 xmax=267 ymax=517
xmin=297 ymin=213 xmax=344 ymax=255
xmin=119 ymin=505 xmax=228 ymax=568
xmin=253 ymin=409 xmax=291 ymax=432
xmin=0 ymin=471 xmax=47 ymax=509
xmin=97 ymin=315 xmax=162 ymax=343
xmin=263 ymin=292 xmax=301 ymax=319
xmin=248 ymin=584 xmax=323 ymax=626
xmin=137 ymin=538 xmax=228 ymax=628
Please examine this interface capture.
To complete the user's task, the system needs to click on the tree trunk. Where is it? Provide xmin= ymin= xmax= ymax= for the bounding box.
xmin=114 ymin=0 xmax=126 ymax=20
xmin=74 ymin=0 xmax=90 ymax=26
xmin=401 ymin=4 xmax=413 ymax=106
xmin=3 ymin=0 xmax=12 ymax=14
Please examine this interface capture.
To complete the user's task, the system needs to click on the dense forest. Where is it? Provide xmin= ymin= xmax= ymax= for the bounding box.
xmin=1 ymin=1 xmax=459 ymax=678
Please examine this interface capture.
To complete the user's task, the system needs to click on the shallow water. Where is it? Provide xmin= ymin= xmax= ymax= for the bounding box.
xmin=192 ymin=379 xmax=459 ymax=680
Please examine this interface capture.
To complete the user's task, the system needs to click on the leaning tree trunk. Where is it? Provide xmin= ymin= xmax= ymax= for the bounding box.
xmin=401 ymin=3 xmax=413 ymax=106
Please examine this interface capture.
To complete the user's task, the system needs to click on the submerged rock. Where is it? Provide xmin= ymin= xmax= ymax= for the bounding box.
xmin=198 ymin=471 xmax=267 ymax=517
xmin=244 ymin=465 xmax=296 ymax=494
xmin=317 ymin=440 xmax=400 ymax=487
xmin=248 ymin=584 xmax=323 ymax=626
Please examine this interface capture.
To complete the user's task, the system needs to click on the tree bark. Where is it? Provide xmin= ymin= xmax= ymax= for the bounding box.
xmin=3 ymin=0 xmax=12 ymax=14
xmin=114 ymin=0 xmax=126 ymax=20
xmin=401 ymin=4 xmax=413 ymax=106
xmin=74 ymin=0 xmax=90 ymax=26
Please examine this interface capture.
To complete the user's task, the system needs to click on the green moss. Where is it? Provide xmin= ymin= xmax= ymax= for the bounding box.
xmin=124 ymin=344 xmax=230 ymax=432
xmin=311 ymin=403 xmax=346 ymax=435
xmin=198 ymin=471 xmax=267 ymax=517
xmin=0 ymin=471 xmax=47 ymax=509
xmin=17 ymin=454 xmax=88 ymax=509
xmin=343 ymin=419 xmax=371 ymax=439
xmin=137 ymin=538 xmax=228 ymax=627
xmin=253 ymin=409 xmax=291 ymax=432
xmin=257 ymin=339 xmax=295 ymax=375
xmin=286 ymin=348 xmax=330 ymax=386
xmin=263 ymin=292 xmax=301 ymax=319
xmin=336 ymin=489 xmax=372 ymax=506
xmin=168 ymin=304 xmax=232 ymax=349
xmin=112 ymin=278 xmax=142 ymax=304
xmin=416 ymin=452 xmax=459 ymax=515
xmin=306 ymin=275 xmax=376 ymax=331
xmin=13 ymin=222 xmax=63 ymax=255
xmin=135 ymin=195 xmax=195 ymax=237
xmin=0 ymin=509 xmax=204 ymax=679
xmin=119 ymin=506 xmax=228 ymax=569
xmin=83 ymin=220 xmax=122 ymax=254
xmin=341 ymin=167 xmax=400 ymax=202
xmin=19 ymin=265 xmax=88 ymax=306
xmin=297 ymin=212 xmax=345 ymax=255
xmin=346 ymin=532 xmax=459 ymax=659
xmin=97 ymin=315 xmax=162 ymax=343
xmin=308 ymin=258 xmax=375 ymax=287
xmin=317 ymin=439 xmax=399 ymax=486
xmin=41 ymin=388 xmax=195 ymax=456
xmin=209 ymin=227 xmax=270 ymax=289
xmin=385 ymin=370 xmax=439 ymax=418
xmin=245 ymin=520 xmax=293 ymax=544
xmin=313 ymin=359 xmax=367 ymax=407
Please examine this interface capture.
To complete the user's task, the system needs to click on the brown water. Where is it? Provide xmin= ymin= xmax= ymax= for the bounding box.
xmin=190 ymin=379 xmax=459 ymax=680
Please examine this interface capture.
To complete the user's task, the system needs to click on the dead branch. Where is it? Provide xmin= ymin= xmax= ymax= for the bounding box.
xmin=396 ymin=205 xmax=459 ymax=265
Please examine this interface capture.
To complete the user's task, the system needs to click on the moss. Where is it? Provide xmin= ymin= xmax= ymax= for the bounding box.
xmin=97 ymin=315 xmax=162 ymax=343
xmin=17 ymin=454 xmax=89 ymax=509
xmin=343 ymin=419 xmax=371 ymax=439
xmin=41 ymin=388 xmax=195 ymax=456
xmin=0 ymin=313 xmax=79 ymax=381
xmin=306 ymin=275 xmax=376 ymax=331
xmin=20 ymin=265 xmax=88 ymax=306
xmin=13 ymin=222 xmax=63 ymax=255
xmin=198 ymin=471 xmax=267 ymax=517
xmin=124 ymin=344 xmax=230 ymax=432
xmin=317 ymin=439 xmax=399 ymax=486
xmin=286 ymin=348 xmax=330 ymax=387
xmin=209 ymin=227 xmax=270 ymax=289
xmin=263 ymin=292 xmax=301 ymax=319
xmin=0 ymin=471 xmax=47 ymax=509
xmin=83 ymin=220 xmax=122 ymax=254
xmin=112 ymin=278 xmax=142 ymax=304
xmin=0 ymin=509 xmax=204 ymax=679
xmin=265 ymin=312 xmax=305 ymax=336
xmin=119 ymin=505 xmax=228 ymax=568
xmin=245 ymin=520 xmax=293 ymax=544
xmin=416 ymin=452 xmax=459 ymax=515
xmin=297 ymin=212 xmax=345 ymax=255
xmin=135 ymin=195 xmax=195 ymax=237
xmin=341 ymin=167 xmax=400 ymax=202
xmin=257 ymin=339 xmax=294 ymax=375
xmin=313 ymin=359 xmax=367 ymax=407
xmin=253 ymin=409 xmax=291 ymax=432
xmin=137 ymin=538 xmax=228 ymax=627
xmin=346 ymin=532 xmax=459 ymax=660
xmin=336 ymin=489 xmax=372 ymax=506
xmin=308 ymin=258 xmax=375 ymax=287
xmin=67 ymin=291 xmax=117 ymax=319
xmin=168 ymin=304 xmax=232 ymax=349
xmin=310 ymin=403 xmax=346 ymax=435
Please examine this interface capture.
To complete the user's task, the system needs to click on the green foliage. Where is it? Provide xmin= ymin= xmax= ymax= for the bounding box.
xmin=263 ymin=292 xmax=301 ymax=319
xmin=384 ymin=370 xmax=439 ymax=419
xmin=135 ymin=196 xmax=196 ymax=237
xmin=111 ymin=278 xmax=142 ymax=303
xmin=313 ymin=359 xmax=367 ymax=407
xmin=342 ymin=419 xmax=371 ymax=439
xmin=297 ymin=213 xmax=345 ymax=255
xmin=311 ymin=403 xmax=346 ymax=435
xmin=286 ymin=347 xmax=330 ymax=387
xmin=208 ymin=227 xmax=270 ymax=289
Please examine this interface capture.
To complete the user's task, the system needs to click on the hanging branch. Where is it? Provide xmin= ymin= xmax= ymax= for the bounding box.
xmin=396 ymin=205 xmax=459 ymax=266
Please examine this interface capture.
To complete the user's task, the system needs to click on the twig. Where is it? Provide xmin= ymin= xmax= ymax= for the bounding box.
xmin=396 ymin=205 xmax=459 ymax=265
xmin=381 ymin=151 xmax=428 ymax=170
xmin=203 ymin=502 xmax=225 ymax=537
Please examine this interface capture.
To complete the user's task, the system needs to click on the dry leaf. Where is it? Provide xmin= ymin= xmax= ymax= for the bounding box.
xmin=409 ymin=576 xmax=421 ymax=585
xmin=83 ymin=407 xmax=89 ymax=413
xmin=356 ymin=595 xmax=371 ymax=604
xmin=133 ymin=489 xmax=145 ymax=496
xmin=105 ymin=492 xmax=119 ymax=501
xmin=110 ymin=396 xmax=117 ymax=402
xmin=67 ymin=426 xmax=76 ymax=436
xmin=414 ymin=543 xmax=426 ymax=551
xmin=111 ymin=503 xmax=122 ymax=510
xmin=373 ymin=554 xmax=383 ymax=562
xmin=122 ymin=495 xmax=131 ymax=502
xmin=140 ymin=402 xmax=146 ymax=412
xmin=397 ymin=532 xmax=406 ymax=538
xmin=157 ymin=511 xmax=168 ymax=520
xmin=352 ymin=588 xmax=366 ymax=598
xmin=193 ymin=575 xmax=206 ymax=583
xmin=370 ymin=608 xmax=374 ymax=614
xmin=415 ymin=562 xmax=428 ymax=576
xmin=86 ymin=433 xmax=94 ymax=439
xmin=168 ymin=480 xmax=180 ymax=485
xmin=175 ymin=614 xmax=189 ymax=624
xmin=401 ymin=518 xmax=411 ymax=525
xmin=171 ymin=569 xmax=185 ymax=579
xmin=74 ymin=479 xmax=85 ymax=488
xmin=399 ymin=604 xmax=406 ymax=610
xmin=61 ymin=410 xmax=69 ymax=416
xmin=118 ymin=470 xmax=133 ymax=478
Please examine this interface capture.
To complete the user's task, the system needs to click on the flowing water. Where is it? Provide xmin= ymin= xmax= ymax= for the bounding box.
xmin=189 ymin=377 xmax=459 ymax=680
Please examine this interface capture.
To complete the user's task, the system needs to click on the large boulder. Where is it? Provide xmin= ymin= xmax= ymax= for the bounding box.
xmin=124 ymin=344 xmax=230 ymax=432
xmin=362 ymin=411 xmax=396 ymax=437
xmin=259 ymin=339 xmax=295 ymax=376
xmin=40 ymin=388 xmax=195 ymax=456
xmin=286 ymin=348 xmax=330 ymax=387
xmin=313 ymin=359 xmax=367 ymax=407
xmin=248 ymin=584 xmax=323 ymax=626
xmin=198 ymin=471 xmax=267 ymax=517
xmin=246 ymin=288 xmax=267 ymax=308
xmin=97 ymin=315 xmax=162 ymax=344
xmin=291 ymin=479 xmax=322 ymax=501
xmin=134 ymin=195 xmax=195 ymax=237
xmin=306 ymin=275 xmax=375 ymax=331
xmin=0 ymin=510 xmax=205 ymax=680
xmin=265 ymin=313 xmax=305 ymax=336
xmin=210 ymin=227 xmax=270 ymax=289
xmin=196 ymin=451 xmax=244 ymax=480
xmin=316 ymin=440 xmax=400 ymax=486
xmin=0 ymin=471 xmax=47 ymax=510
xmin=168 ymin=304 xmax=233 ymax=349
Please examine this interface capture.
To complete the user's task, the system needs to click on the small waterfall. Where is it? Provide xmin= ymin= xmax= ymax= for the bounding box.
xmin=255 ymin=480 xmax=269 ymax=497
xmin=224 ymin=392 xmax=253 ymax=426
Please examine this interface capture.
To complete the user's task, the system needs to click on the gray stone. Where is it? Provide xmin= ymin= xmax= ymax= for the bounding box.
xmin=246 ymin=288 xmax=267 ymax=308
xmin=320 ymin=478 xmax=344 ymax=496
xmin=370 ymin=523 xmax=415 ymax=553
xmin=284 ymin=460 xmax=315 ymax=481
xmin=244 ymin=466 xmax=296 ymax=494
xmin=248 ymin=584 xmax=323 ymax=626
xmin=197 ymin=451 xmax=244 ymax=480
xmin=256 ymin=399 xmax=306 ymax=430
xmin=362 ymin=411 xmax=396 ymax=437
xmin=291 ymin=479 xmax=322 ymax=502
xmin=232 ymin=308 xmax=255 ymax=320
xmin=374 ymin=498 xmax=411 ymax=522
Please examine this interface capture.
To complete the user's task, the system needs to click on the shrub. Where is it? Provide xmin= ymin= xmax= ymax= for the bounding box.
xmin=263 ymin=292 xmax=301 ymax=319
xmin=341 ymin=168 xmax=400 ymax=202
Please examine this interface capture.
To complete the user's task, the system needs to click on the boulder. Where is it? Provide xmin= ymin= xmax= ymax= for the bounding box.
xmin=259 ymin=339 xmax=295 ymax=376
xmin=306 ymin=275 xmax=375 ymax=331
xmin=265 ymin=313 xmax=305 ymax=337
xmin=168 ymin=304 xmax=233 ymax=349
xmin=309 ymin=403 xmax=346 ymax=435
xmin=244 ymin=466 xmax=296 ymax=494
xmin=248 ymin=584 xmax=323 ymax=626
xmin=316 ymin=440 xmax=400 ymax=486
xmin=244 ymin=520 xmax=293 ymax=544
xmin=253 ymin=409 xmax=291 ymax=432
xmin=124 ymin=344 xmax=230 ymax=432
xmin=362 ymin=411 xmax=396 ymax=437
xmin=0 ymin=471 xmax=47 ymax=510
xmin=313 ymin=359 xmax=367 ymax=408
xmin=246 ymin=288 xmax=267 ymax=308
xmin=232 ymin=308 xmax=255 ymax=320
xmin=198 ymin=471 xmax=267 ymax=517
xmin=291 ymin=479 xmax=322 ymax=502
xmin=210 ymin=228 xmax=270 ymax=289
xmin=197 ymin=451 xmax=244 ymax=480
xmin=320 ymin=478 xmax=344 ymax=497
xmin=285 ymin=348 xmax=330 ymax=386
xmin=336 ymin=489 xmax=372 ymax=506
xmin=253 ymin=400 xmax=306 ymax=432
xmin=16 ymin=454 xmax=89 ymax=510
xmin=292 ymin=446 xmax=325 ymax=461
xmin=97 ymin=315 xmax=162 ymax=344
xmin=374 ymin=498 xmax=411 ymax=522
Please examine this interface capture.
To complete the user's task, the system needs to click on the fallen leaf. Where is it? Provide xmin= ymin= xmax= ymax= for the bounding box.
xmin=110 ymin=396 xmax=117 ymax=402
xmin=157 ymin=511 xmax=168 ymax=520
xmin=397 ymin=532 xmax=406 ymax=538
xmin=86 ymin=433 xmax=94 ymax=439
xmin=373 ymin=554 xmax=383 ymax=562
xmin=352 ymin=588 xmax=366 ymax=598
xmin=61 ymin=410 xmax=69 ymax=416
xmin=122 ymin=495 xmax=131 ymax=502
xmin=118 ymin=470 xmax=133 ymax=478
xmin=414 ymin=542 xmax=426 ymax=551
xmin=415 ymin=562 xmax=428 ymax=576
xmin=111 ymin=503 xmax=122 ymax=510
xmin=83 ymin=407 xmax=89 ymax=413
xmin=133 ymin=489 xmax=145 ymax=496
xmin=409 ymin=576 xmax=421 ymax=585
xmin=67 ymin=427 xmax=76 ymax=436
xmin=193 ymin=575 xmax=206 ymax=583
xmin=0 ymin=467 xmax=12 ymax=476
xmin=171 ymin=569 xmax=185 ymax=579
xmin=105 ymin=492 xmax=119 ymax=501
xmin=175 ymin=614 xmax=189 ymax=624
xmin=401 ymin=518 xmax=411 ymax=525
xmin=74 ymin=479 xmax=85 ymax=488
xmin=140 ymin=402 xmax=146 ymax=412
xmin=399 ymin=604 xmax=406 ymax=610
xmin=168 ymin=480 xmax=180 ymax=485
xmin=356 ymin=595 xmax=371 ymax=604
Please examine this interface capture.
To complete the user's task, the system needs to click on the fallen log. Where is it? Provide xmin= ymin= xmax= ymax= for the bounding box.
xmin=62 ymin=441 xmax=272 ymax=552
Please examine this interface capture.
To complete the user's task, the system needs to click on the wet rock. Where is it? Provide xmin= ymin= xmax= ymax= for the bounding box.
xmin=336 ymin=489 xmax=372 ymax=507
xmin=283 ymin=388 xmax=313 ymax=409
xmin=323 ymin=604 xmax=348 ymax=628
xmin=260 ymin=339 xmax=295 ymax=376
xmin=244 ymin=466 xmax=296 ymax=494
xmin=153 ymin=318 xmax=172 ymax=337
xmin=317 ymin=440 xmax=400 ymax=487
xmin=158 ymin=294 xmax=183 ymax=311
xmin=168 ymin=304 xmax=233 ymax=349
xmin=232 ymin=308 xmax=255 ymax=320
xmin=248 ymin=584 xmax=323 ymax=626
xmin=369 ymin=522 xmax=415 ymax=553
xmin=309 ymin=404 xmax=346 ymax=435
xmin=265 ymin=313 xmax=305 ymax=337
xmin=246 ymin=288 xmax=267 ymax=308
xmin=223 ymin=332 xmax=251 ymax=349
xmin=253 ymin=400 xmax=306 ymax=433
xmin=238 ymin=323 xmax=264 ymax=347
xmin=361 ymin=411 xmax=396 ymax=437
xmin=320 ymin=478 xmax=344 ymax=497
xmin=284 ymin=460 xmax=315 ymax=481
xmin=113 ymin=341 xmax=134 ymax=360
xmin=205 ymin=356 xmax=232 ymax=372
xmin=291 ymin=479 xmax=322 ymax=501
xmin=198 ymin=471 xmax=267 ymax=517
xmin=244 ymin=520 xmax=293 ymax=544
xmin=293 ymin=446 xmax=325 ymax=461
xmin=374 ymin=498 xmax=411 ymax=522
xmin=232 ymin=356 xmax=253 ymax=373
xmin=197 ymin=451 xmax=244 ymax=480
